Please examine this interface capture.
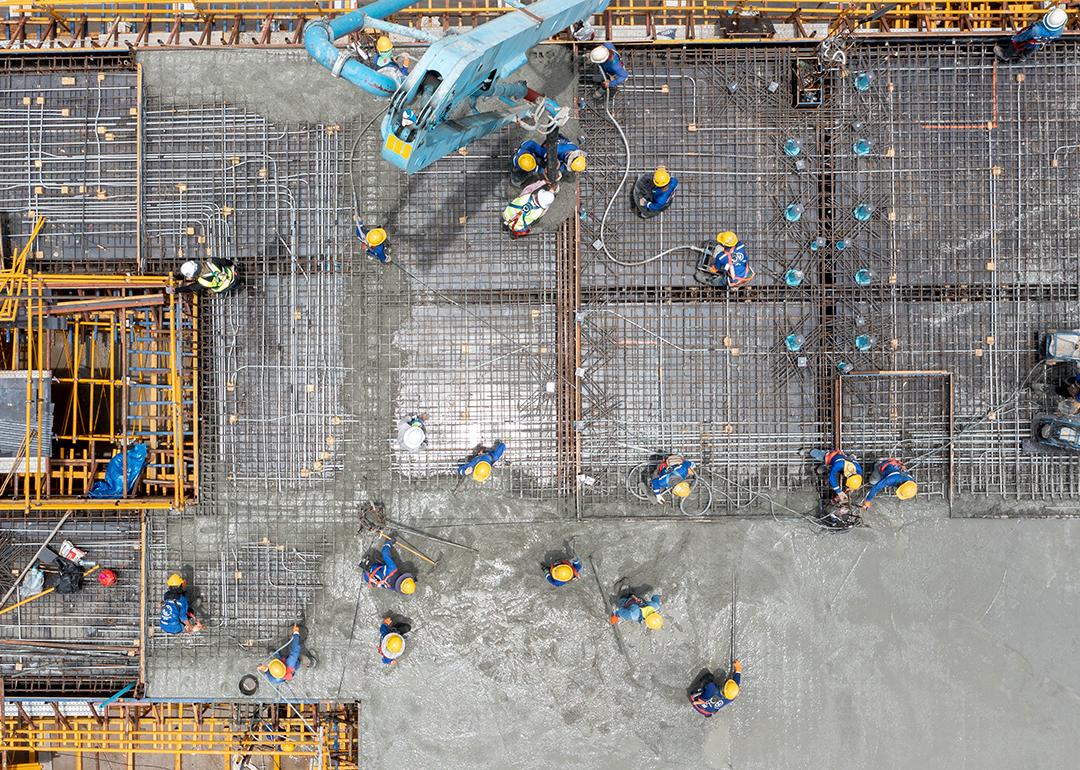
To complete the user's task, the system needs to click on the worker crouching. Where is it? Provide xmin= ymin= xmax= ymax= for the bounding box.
xmin=861 ymin=458 xmax=917 ymax=509
xmin=588 ymin=44 xmax=629 ymax=95
xmin=996 ymin=6 xmax=1068 ymax=62
xmin=689 ymin=660 xmax=743 ymax=716
xmin=362 ymin=539 xmax=417 ymax=596
xmin=810 ymin=448 xmax=863 ymax=503
xmin=355 ymin=218 xmax=391 ymax=264
xmin=611 ymin=588 xmax=664 ymax=630
xmin=633 ymin=166 xmax=679 ymax=218
xmin=511 ymin=136 xmax=587 ymax=186
xmin=458 ymin=441 xmax=506 ymax=483
xmin=159 ymin=573 xmax=203 ymax=635
xmin=502 ymin=182 xmax=556 ymax=237
xmin=545 ymin=558 xmax=582 ymax=587
xmin=378 ymin=615 xmax=411 ymax=666
xmin=176 ymin=259 xmax=238 ymax=295
xmin=697 ymin=231 xmax=755 ymax=289
xmin=649 ymin=454 xmax=695 ymax=504
xmin=259 ymin=624 xmax=302 ymax=683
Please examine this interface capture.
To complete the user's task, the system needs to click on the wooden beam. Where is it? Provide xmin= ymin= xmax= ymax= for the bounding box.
xmin=50 ymin=701 xmax=73 ymax=731
xmin=165 ymin=14 xmax=182 ymax=46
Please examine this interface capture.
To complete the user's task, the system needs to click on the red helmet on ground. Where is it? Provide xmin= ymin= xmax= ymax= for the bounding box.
xmin=97 ymin=569 xmax=117 ymax=587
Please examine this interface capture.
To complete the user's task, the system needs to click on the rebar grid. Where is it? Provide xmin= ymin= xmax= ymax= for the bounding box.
xmin=0 ymin=66 xmax=138 ymax=271
xmin=0 ymin=512 xmax=141 ymax=695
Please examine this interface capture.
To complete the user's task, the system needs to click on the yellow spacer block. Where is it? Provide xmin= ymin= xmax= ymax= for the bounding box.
xmin=61 ymin=108 xmax=70 ymax=117
xmin=687 ymin=123 xmax=697 ymax=132
xmin=96 ymin=126 xmax=107 ymax=135
xmin=35 ymin=96 xmax=44 ymax=105
xmin=221 ymin=206 xmax=234 ymax=216
xmin=176 ymin=183 xmax=187 ymax=192
xmin=129 ymin=107 xmax=138 ymax=116
xmin=21 ymin=96 xmax=30 ymax=105
xmin=97 ymin=72 xmax=105 ymax=82
xmin=185 ymin=227 xmax=195 ymax=235
xmin=104 ymin=133 xmax=114 ymax=141
xmin=61 ymin=76 xmax=76 ymax=86
xmin=95 ymin=189 xmax=107 ymax=200
xmin=230 ymin=156 xmax=241 ymax=165
xmin=60 ymin=186 xmax=69 ymax=194
xmin=258 ymin=168 xmax=267 ymax=178
xmin=33 ymin=159 xmax=42 ymax=168
xmin=986 ymin=336 xmax=995 ymax=346
xmin=985 ymin=261 xmax=996 ymax=271
xmin=975 ymin=348 xmax=984 ymax=357
xmin=33 ymin=186 xmax=43 ymax=195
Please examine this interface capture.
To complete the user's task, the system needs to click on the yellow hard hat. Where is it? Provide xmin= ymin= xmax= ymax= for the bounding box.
xmin=384 ymin=633 xmax=404 ymax=654
xmin=376 ymin=36 xmax=393 ymax=53
xmin=399 ymin=577 xmax=416 ymax=595
xmin=517 ymin=152 xmax=538 ymax=172
xmin=644 ymin=611 xmax=664 ymax=631
xmin=653 ymin=167 xmax=670 ymax=187
xmin=472 ymin=460 xmax=492 ymax=482
xmin=551 ymin=563 xmax=575 ymax=583
xmin=672 ymin=480 xmax=692 ymax=498
xmin=268 ymin=659 xmax=287 ymax=680
xmin=723 ymin=679 xmax=740 ymax=700
xmin=568 ymin=152 xmax=587 ymax=173
xmin=166 ymin=573 xmax=185 ymax=588
xmin=897 ymin=480 xmax=918 ymax=500
xmin=846 ymin=473 xmax=863 ymax=491
xmin=366 ymin=227 xmax=387 ymax=247
xmin=717 ymin=231 xmax=738 ymax=248
xmin=280 ymin=741 xmax=296 ymax=753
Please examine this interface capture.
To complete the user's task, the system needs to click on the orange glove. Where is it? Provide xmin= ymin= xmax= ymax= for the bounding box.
xmin=733 ymin=659 xmax=742 ymax=673
xmin=292 ymin=624 xmax=300 ymax=634
xmin=609 ymin=614 xmax=619 ymax=625
xmin=861 ymin=501 xmax=871 ymax=510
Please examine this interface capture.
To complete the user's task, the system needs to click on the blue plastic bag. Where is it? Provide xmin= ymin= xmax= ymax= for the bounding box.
xmin=88 ymin=443 xmax=148 ymax=499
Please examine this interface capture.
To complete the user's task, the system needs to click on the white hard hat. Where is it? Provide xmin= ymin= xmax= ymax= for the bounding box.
xmin=537 ymin=189 xmax=556 ymax=207
xmin=1045 ymin=6 xmax=1068 ymax=29
xmin=589 ymin=45 xmax=611 ymax=64
xmin=401 ymin=425 xmax=425 ymax=451
xmin=180 ymin=260 xmax=199 ymax=280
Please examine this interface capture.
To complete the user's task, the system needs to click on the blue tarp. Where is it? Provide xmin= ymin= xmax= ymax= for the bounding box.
xmin=88 ymin=444 xmax=147 ymax=499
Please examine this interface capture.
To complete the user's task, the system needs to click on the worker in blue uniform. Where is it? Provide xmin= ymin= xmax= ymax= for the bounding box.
xmin=159 ymin=573 xmax=202 ymax=635
xmin=649 ymin=454 xmax=695 ymax=503
xmin=374 ymin=36 xmax=409 ymax=86
xmin=690 ymin=660 xmax=743 ymax=716
xmin=512 ymin=136 xmax=587 ymax=185
xmin=698 ymin=231 xmax=754 ymax=289
xmin=861 ymin=458 xmax=917 ymax=508
xmin=610 ymin=589 xmax=664 ymax=630
xmin=362 ymin=539 xmax=417 ymax=595
xmin=996 ymin=6 xmax=1068 ymax=61
xmin=809 ymin=448 xmax=863 ymax=501
xmin=354 ymin=216 xmax=390 ymax=264
xmin=588 ymin=44 xmax=629 ymax=93
xmin=633 ymin=166 xmax=679 ymax=218
xmin=545 ymin=557 xmax=582 ymax=587
xmin=458 ymin=441 xmax=506 ymax=483
xmin=259 ymin=625 xmax=302 ymax=684
xmin=378 ymin=616 xmax=411 ymax=666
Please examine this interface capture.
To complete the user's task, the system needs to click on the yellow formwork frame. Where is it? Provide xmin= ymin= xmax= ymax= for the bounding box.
xmin=0 ymin=273 xmax=197 ymax=512
xmin=0 ymin=702 xmax=359 ymax=770
xmin=0 ymin=0 xmax=1060 ymax=32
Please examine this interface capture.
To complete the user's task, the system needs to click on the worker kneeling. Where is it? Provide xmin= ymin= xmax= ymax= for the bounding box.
xmin=610 ymin=589 xmax=664 ymax=630
xmin=690 ymin=660 xmax=743 ymax=716
xmin=511 ymin=136 xmax=587 ymax=186
xmin=861 ymin=458 xmax=916 ymax=509
xmin=649 ymin=454 xmax=695 ymax=504
xmin=362 ymin=539 xmax=417 ymax=596
xmin=632 ymin=166 xmax=679 ymax=218
xmin=698 ymin=231 xmax=754 ymax=289
xmin=378 ymin=616 xmax=411 ymax=666
xmin=809 ymin=448 xmax=862 ymax=503
xmin=176 ymin=259 xmax=237 ymax=295
xmin=502 ymin=182 xmax=556 ymax=238
xmin=159 ymin=573 xmax=203 ymax=635
xmin=545 ymin=557 xmax=582 ymax=587
xmin=458 ymin=441 xmax=506 ymax=483
xmin=259 ymin=624 xmax=302 ymax=683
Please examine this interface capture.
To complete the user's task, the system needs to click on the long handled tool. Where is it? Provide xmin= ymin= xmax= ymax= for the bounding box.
xmin=0 ymin=506 xmax=69 ymax=610
xmin=379 ymin=530 xmax=437 ymax=567
xmin=0 ymin=564 xmax=100 ymax=618
xmin=729 ymin=571 xmax=738 ymax=668
xmin=588 ymin=555 xmax=630 ymax=663
xmin=383 ymin=517 xmax=478 ymax=554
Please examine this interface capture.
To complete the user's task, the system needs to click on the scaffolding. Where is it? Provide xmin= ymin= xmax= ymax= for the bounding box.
xmin=0 ymin=701 xmax=359 ymax=769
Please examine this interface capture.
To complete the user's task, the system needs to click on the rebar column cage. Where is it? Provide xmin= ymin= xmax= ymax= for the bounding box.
xmin=0 ymin=701 xmax=360 ymax=769
xmin=0 ymin=274 xmax=197 ymax=511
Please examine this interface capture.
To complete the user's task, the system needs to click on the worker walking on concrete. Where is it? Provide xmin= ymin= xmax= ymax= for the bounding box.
xmin=511 ymin=136 xmax=587 ymax=186
xmin=809 ymin=448 xmax=863 ymax=502
xmin=633 ymin=166 xmax=679 ymax=218
xmin=588 ymin=44 xmax=629 ymax=93
xmin=610 ymin=587 xmax=664 ymax=630
xmin=689 ymin=659 xmax=743 ymax=716
xmin=545 ymin=557 xmax=582 ymax=587
xmin=355 ymin=216 xmax=391 ymax=264
xmin=362 ymin=539 xmax=417 ymax=595
xmin=649 ymin=454 xmax=695 ymax=504
xmin=374 ymin=36 xmax=409 ymax=86
xmin=377 ymin=615 xmax=411 ymax=666
xmin=502 ymin=182 xmax=556 ymax=237
xmin=258 ymin=624 xmax=302 ymax=684
xmin=396 ymin=415 xmax=427 ymax=452
xmin=861 ymin=458 xmax=917 ymax=508
xmin=159 ymin=573 xmax=203 ymax=635
xmin=996 ymin=6 xmax=1068 ymax=62
xmin=458 ymin=441 xmax=506 ymax=484
xmin=176 ymin=259 xmax=237 ymax=295
xmin=697 ymin=231 xmax=754 ymax=289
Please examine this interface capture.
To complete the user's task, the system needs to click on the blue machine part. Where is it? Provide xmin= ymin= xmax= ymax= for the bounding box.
xmin=304 ymin=0 xmax=609 ymax=173
xmin=1044 ymin=329 xmax=1080 ymax=364
xmin=1035 ymin=414 xmax=1080 ymax=452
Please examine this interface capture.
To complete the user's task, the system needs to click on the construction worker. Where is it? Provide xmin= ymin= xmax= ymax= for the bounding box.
xmin=698 ymin=231 xmax=754 ymax=289
xmin=159 ymin=573 xmax=203 ymax=635
xmin=354 ymin=216 xmax=390 ymax=264
xmin=689 ymin=660 xmax=743 ymax=716
xmin=502 ymin=182 xmax=556 ymax=237
xmin=634 ymin=166 xmax=679 ymax=218
xmin=649 ymin=454 xmax=695 ymax=504
xmin=996 ymin=6 xmax=1068 ymax=62
xmin=374 ymin=36 xmax=409 ymax=85
xmin=588 ymin=44 xmax=629 ymax=93
xmin=861 ymin=458 xmax=917 ymax=508
xmin=177 ymin=259 xmax=237 ymax=295
xmin=396 ymin=415 xmax=427 ymax=452
xmin=458 ymin=441 xmax=506 ymax=483
xmin=362 ymin=539 xmax=417 ymax=595
xmin=511 ymin=137 xmax=587 ymax=184
xmin=258 ymin=625 xmax=302 ymax=684
xmin=545 ymin=557 xmax=582 ymax=587
xmin=610 ymin=588 xmax=664 ymax=630
xmin=809 ymin=448 xmax=863 ymax=502
xmin=378 ymin=615 xmax=411 ymax=666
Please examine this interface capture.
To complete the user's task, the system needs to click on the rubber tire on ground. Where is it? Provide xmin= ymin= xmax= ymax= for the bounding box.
xmin=238 ymin=674 xmax=259 ymax=696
